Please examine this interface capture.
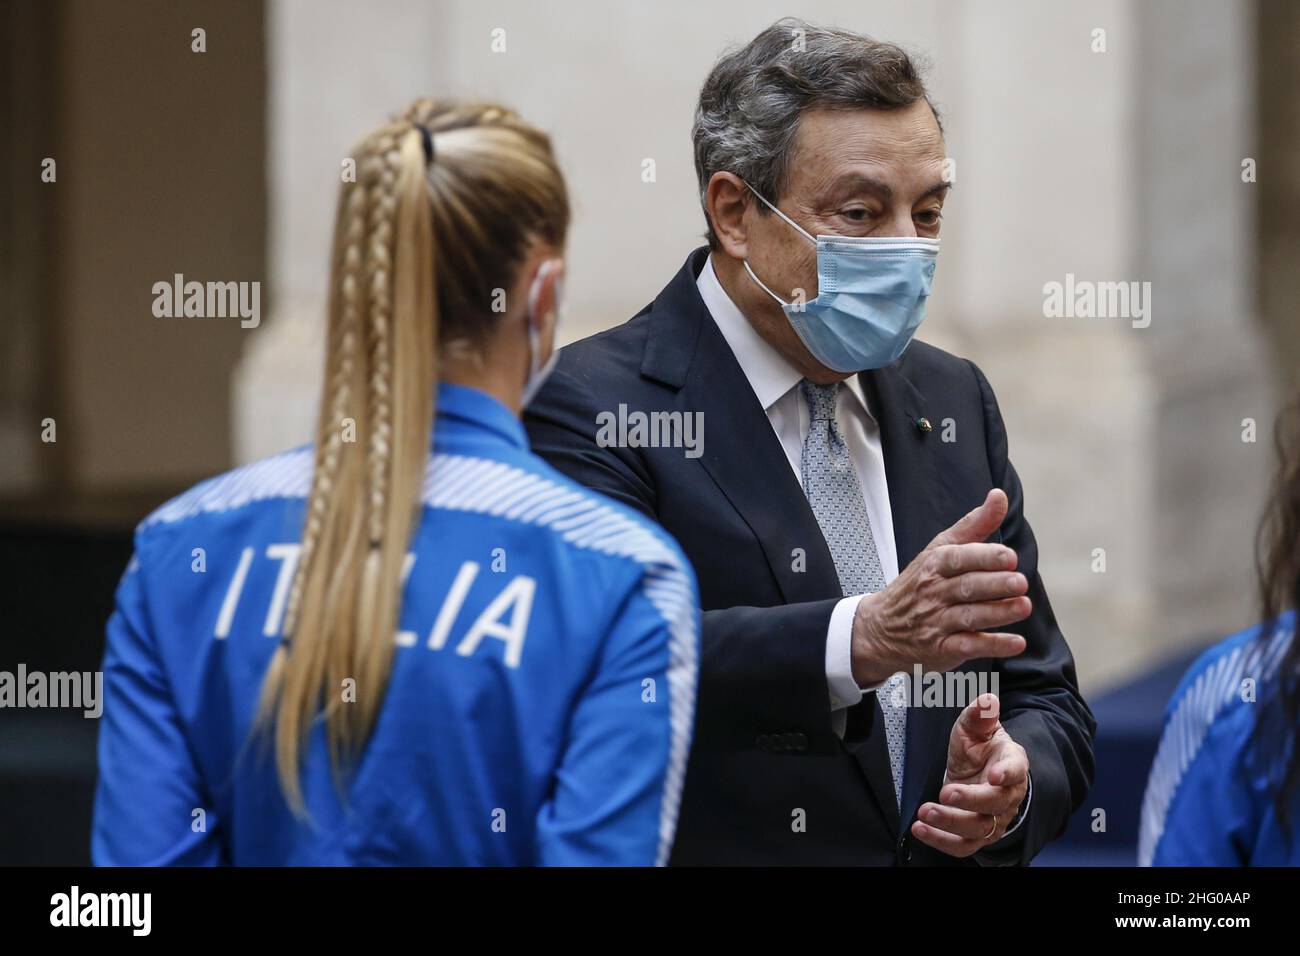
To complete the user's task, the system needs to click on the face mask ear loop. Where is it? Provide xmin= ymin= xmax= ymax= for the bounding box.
xmin=741 ymin=182 xmax=817 ymax=307
xmin=742 ymin=259 xmax=791 ymax=307
xmin=744 ymin=182 xmax=817 ymax=245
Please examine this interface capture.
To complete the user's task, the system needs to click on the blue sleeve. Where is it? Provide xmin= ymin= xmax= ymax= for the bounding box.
xmin=1149 ymin=716 xmax=1255 ymax=866
xmin=536 ymin=561 xmax=699 ymax=866
xmin=1139 ymin=636 xmax=1263 ymax=867
xmin=92 ymin=536 xmax=224 ymax=866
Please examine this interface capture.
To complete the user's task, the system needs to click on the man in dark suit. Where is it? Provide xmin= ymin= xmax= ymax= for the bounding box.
xmin=525 ymin=18 xmax=1095 ymax=865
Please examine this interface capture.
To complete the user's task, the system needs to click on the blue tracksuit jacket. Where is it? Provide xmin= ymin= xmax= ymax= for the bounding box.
xmin=92 ymin=383 xmax=699 ymax=866
xmin=1139 ymin=610 xmax=1297 ymax=865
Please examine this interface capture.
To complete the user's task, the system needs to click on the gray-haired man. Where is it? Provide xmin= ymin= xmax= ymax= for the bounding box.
xmin=527 ymin=18 xmax=1095 ymax=865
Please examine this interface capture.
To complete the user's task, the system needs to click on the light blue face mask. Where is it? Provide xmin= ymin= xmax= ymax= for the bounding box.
xmin=741 ymin=185 xmax=940 ymax=373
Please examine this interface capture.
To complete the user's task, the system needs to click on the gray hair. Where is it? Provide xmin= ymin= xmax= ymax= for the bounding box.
xmin=692 ymin=18 xmax=939 ymax=249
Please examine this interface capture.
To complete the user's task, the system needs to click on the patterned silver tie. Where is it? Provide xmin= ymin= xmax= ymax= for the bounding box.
xmin=800 ymin=379 xmax=907 ymax=809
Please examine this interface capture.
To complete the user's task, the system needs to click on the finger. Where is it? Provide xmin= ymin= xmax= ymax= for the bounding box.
xmin=987 ymin=755 xmax=1028 ymax=789
xmin=910 ymin=819 xmax=982 ymax=858
xmin=956 ymin=692 xmax=1001 ymax=741
xmin=941 ymin=597 xmax=1032 ymax=635
xmin=932 ymin=543 xmax=1019 ymax=577
xmin=942 ymin=631 xmax=1027 ymax=664
xmin=943 ymin=570 xmax=1028 ymax=604
xmin=940 ymin=781 xmax=1020 ymax=816
xmin=917 ymin=802 xmax=996 ymax=841
xmin=927 ymin=489 xmax=1008 ymax=550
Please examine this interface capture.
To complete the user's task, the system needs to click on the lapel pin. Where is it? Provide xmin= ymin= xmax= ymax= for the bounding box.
xmin=914 ymin=417 xmax=932 ymax=434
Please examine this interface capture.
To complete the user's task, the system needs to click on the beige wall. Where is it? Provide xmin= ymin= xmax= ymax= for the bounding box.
xmin=1 ymin=0 xmax=266 ymax=505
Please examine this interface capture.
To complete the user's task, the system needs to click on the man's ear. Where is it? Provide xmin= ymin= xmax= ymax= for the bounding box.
xmin=706 ymin=171 xmax=752 ymax=261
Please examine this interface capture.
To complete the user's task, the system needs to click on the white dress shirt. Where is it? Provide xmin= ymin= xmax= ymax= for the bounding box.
xmin=696 ymin=255 xmax=895 ymax=729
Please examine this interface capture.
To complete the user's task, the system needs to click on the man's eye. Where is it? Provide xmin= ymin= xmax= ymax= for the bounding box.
xmin=917 ymin=209 xmax=944 ymax=226
xmin=842 ymin=207 xmax=871 ymax=221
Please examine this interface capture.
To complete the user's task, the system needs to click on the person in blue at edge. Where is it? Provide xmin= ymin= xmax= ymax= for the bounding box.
xmin=1141 ymin=398 xmax=1300 ymax=865
xmin=91 ymin=99 xmax=699 ymax=866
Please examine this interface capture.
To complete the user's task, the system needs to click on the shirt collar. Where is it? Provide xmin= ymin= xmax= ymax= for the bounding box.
xmin=434 ymin=382 xmax=528 ymax=450
xmin=695 ymin=254 xmax=873 ymax=419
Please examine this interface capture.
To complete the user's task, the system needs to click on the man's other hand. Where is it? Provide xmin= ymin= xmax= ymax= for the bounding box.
xmin=912 ymin=693 xmax=1030 ymax=858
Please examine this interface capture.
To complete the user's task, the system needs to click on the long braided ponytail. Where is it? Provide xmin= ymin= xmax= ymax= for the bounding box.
xmin=257 ymin=99 xmax=569 ymax=814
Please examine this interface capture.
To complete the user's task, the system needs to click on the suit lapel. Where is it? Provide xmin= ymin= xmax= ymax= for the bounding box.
xmin=644 ymin=250 xmax=842 ymax=607
xmin=690 ymin=327 xmax=846 ymax=605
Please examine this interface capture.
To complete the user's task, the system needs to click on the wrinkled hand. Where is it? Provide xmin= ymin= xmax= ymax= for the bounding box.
xmin=911 ymin=693 xmax=1030 ymax=858
xmin=851 ymin=489 xmax=1031 ymax=686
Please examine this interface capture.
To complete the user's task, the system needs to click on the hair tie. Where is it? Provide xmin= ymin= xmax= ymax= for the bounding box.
xmin=414 ymin=123 xmax=435 ymax=163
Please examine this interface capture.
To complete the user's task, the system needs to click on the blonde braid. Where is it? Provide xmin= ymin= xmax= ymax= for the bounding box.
xmin=332 ymin=133 xmax=399 ymax=745
xmin=256 ymin=98 xmax=569 ymax=817
xmin=364 ymin=136 xmax=400 ymax=552
xmin=281 ymin=182 xmax=367 ymax=640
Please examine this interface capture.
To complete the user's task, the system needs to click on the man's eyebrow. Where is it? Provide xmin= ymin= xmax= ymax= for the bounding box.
xmin=920 ymin=180 xmax=954 ymax=199
xmin=829 ymin=174 xmax=893 ymax=201
xmin=826 ymin=174 xmax=954 ymax=202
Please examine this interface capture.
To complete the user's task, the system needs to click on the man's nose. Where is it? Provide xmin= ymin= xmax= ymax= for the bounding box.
xmin=879 ymin=209 xmax=919 ymax=238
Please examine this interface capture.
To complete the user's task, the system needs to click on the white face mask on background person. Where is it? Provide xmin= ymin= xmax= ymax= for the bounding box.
xmin=521 ymin=258 xmax=564 ymax=407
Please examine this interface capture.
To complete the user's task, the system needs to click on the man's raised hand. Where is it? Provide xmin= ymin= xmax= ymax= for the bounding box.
xmin=851 ymin=489 xmax=1030 ymax=686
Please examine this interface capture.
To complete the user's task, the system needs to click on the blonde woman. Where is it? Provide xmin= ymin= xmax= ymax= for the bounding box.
xmin=91 ymin=100 xmax=699 ymax=866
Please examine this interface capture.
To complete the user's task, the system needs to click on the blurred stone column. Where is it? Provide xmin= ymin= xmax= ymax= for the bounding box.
xmin=1257 ymin=0 xmax=1300 ymax=393
xmin=1134 ymin=0 xmax=1275 ymax=652
xmin=928 ymin=0 xmax=1156 ymax=690
xmin=233 ymin=0 xmax=450 ymax=462
xmin=927 ymin=0 xmax=1274 ymax=686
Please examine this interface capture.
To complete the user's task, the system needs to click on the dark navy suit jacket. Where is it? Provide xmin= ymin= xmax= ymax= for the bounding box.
xmin=525 ymin=247 xmax=1095 ymax=865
